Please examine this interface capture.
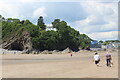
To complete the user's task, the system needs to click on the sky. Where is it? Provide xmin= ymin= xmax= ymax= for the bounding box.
xmin=0 ymin=0 xmax=119 ymax=41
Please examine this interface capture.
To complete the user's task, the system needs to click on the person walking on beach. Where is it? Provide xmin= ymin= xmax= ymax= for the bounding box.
xmin=70 ymin=53 xmax=73 ymax=57
xmin=106 ymin=52 xmax=112 ymax=67
xmin=93 ymin=52 xmax=100 ymax=67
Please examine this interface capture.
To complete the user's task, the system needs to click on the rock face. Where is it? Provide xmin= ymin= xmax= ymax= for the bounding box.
xmin=62 ymin=47 xmax=72 ymax=53
xmin=2 ymin=32 xmax=32 ymax=51
xmin=41 ymin=50 xmax=52 ymax=54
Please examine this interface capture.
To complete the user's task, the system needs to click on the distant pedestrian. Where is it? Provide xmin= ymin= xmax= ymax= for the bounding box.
xmin=93 ymin=52 xmax=100 ymax=67
xmin=106 ymin=52 xmax=113 ymax=67
xmin=70 ymin=53 xmax=73 ymax=57
xmin=14 ymin=52 xmax=16 ymax=54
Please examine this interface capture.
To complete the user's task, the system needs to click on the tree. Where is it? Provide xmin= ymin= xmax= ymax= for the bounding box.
xmin=2 ymin=17 xmax=5 ymax=21
xmin=37 ymin=16 xmax=46 ymax=30
xmin=0 ymin=15 xmax=2 ymax=23
xmin=80 ymin=42 xmax=86 ymax=49
xmin=24 ymin=20 xmax=32 ymax=25
xmin=99 ymin=40 xmax=103 ymax=43
xmin=2 ymin=16 xmax=92 ymax=51
xmin=52 ymin=19 xmax=60 ymax=28
xmin=103 ymin=42 xmax=109 ymax=45
xmin=0 ymin=15 xmax=2 ymax=18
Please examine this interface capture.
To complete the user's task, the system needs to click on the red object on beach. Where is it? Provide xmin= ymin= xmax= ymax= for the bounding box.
xmin=70 ymin=53 xmax=73 ymax=56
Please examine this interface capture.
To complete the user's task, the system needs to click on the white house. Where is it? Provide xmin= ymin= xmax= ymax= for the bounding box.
xmin=101 ymin=42 xmax=120 ymax=49
xmin=46 ymin=24 xmax=57 ymax=31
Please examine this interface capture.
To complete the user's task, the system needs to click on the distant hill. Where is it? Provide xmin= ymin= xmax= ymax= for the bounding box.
xmin=1 ymin=15 xmax=92 ymax=51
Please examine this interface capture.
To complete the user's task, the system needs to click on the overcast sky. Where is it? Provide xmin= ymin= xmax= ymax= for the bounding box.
xmin=0 ymin=0 xmax=119 ymax=41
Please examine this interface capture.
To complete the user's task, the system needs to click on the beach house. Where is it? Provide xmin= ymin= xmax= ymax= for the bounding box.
xmin=46 ymin=24 xmax=57 ymax=31
xmin=90 ymin=40 xmax=103 ymax=51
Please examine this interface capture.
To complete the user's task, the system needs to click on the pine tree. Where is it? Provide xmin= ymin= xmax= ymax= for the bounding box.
xmin=37 ymin=16 xmax=46 ymax=30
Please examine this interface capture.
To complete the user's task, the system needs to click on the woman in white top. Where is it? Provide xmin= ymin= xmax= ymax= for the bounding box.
xmin=94 ymin=52 xmax=100 ymax=67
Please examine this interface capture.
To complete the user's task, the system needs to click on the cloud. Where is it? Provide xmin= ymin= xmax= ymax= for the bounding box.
xmin=19 ymin=0 xmax=37 ymax=3
xmin=70 ymin=1 xmax=118 ymax=34
xmin=80 ymin=2 xmax=117 ymax=15
xmin=100 ymin=21 xmax=118 ymax=31
xmin=72 ymin=16 xmax=117 ymax=34
xmin=0 ymin=1 xmax=31 ymax=20
xmin=0 ymin=0 xmax=118 ymax=41
xmin=0 ymin=0 xmax=47 ymax=20
xmin=69 ymin=2 xmax=118 ymax=40
xmin=33 ymin=7 xmax=47 ymax=18
xmin=88 ymin=31 xmax=118 ymax=40
xmin=5 ymin=0 xmax=119 ymax=3
xmin=0 ymin=1 xmax=20 ymax=18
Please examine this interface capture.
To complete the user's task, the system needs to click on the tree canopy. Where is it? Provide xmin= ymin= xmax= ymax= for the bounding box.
xmin=37 ymin=16 xmax=46 ymax=30
xmin=2 ymin=16 xmax=92 ymax=51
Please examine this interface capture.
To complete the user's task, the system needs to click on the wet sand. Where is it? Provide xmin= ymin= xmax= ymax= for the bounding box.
xmin=1 ymin=50 xmax=118 ymax=78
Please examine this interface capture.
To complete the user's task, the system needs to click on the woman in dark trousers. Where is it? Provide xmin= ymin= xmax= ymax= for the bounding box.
xmin=106 ymin=53 xmax=112 ymax=67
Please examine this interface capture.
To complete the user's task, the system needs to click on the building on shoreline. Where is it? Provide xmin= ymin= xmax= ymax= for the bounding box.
xmin=46 ymin=24 xmax=57 ymax=31
xmin=90 ymin=40 xmax=120 ymax=51
xmin=101 ymin=42 xmax=120 ymax=49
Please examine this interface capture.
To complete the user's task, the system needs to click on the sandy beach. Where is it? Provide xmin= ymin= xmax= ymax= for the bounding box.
xmin=1 ymin=50 xmax=118 ymax=78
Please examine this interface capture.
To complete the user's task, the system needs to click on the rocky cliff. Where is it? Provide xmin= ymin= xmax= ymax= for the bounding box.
xmin=2 ymin=32 xmax=32 ymax=51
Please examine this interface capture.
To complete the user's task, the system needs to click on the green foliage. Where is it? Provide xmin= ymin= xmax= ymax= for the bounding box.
xmin=2 ymin=18 xmax=38 ymax=41
xmin=37 ymin=16 xmax=46 ymax=30
xmin=79 ymin=34 xmax=91 ymax=49
xmin=2 ymin=16 xmax=92 ymax=51
xmin=32 ymin=30 xmax=59 ymax=50
xmin=0 ymin=15 xmax=2 ymax=18
xmin=52 ymin=19 xmax=60 ymax=29
xmin=103 ymin=42 xmax=109 ymax=45
xmin=23 ymin=20 xmax=32 ymax=25
xmin=99 ymin=40 xmax=103 ymax=43
xmin=102 ymin=40 xmax=120 ymax=45
xmin=105 ymin=40 xmax=120 ymax=43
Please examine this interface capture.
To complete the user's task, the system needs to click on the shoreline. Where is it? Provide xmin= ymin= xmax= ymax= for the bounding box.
xmin=0 ymin=48 xmax=118 ymax=54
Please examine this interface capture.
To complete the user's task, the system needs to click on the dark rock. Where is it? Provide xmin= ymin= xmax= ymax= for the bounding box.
xmin=2 ymin=32 xmax=32 ymax=51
